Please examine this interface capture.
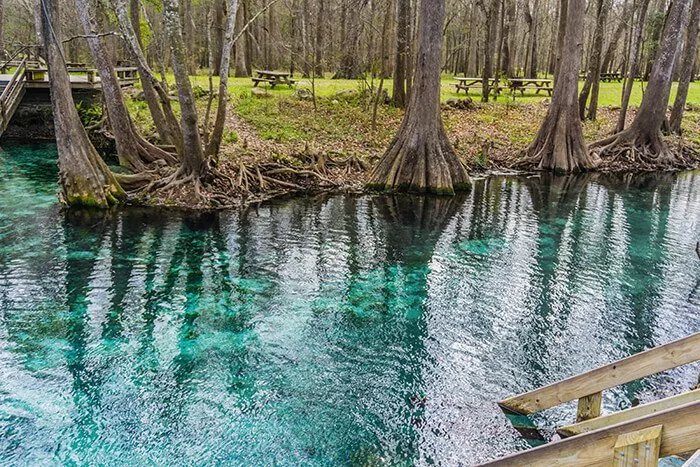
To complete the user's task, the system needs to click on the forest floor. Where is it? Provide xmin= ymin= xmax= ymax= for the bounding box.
xmin=121 ymin=74 xmax=700 ymax=207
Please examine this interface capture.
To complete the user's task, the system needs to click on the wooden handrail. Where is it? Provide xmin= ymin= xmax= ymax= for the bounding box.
xmin=0 ymin=57 xmax=27 ymax=103
xmin=557 ymin=388 xmax=700 ymax=438
xmin=498 ymin=332 xmax=700 ymax=415
xmin=481 ymin=400 xmax=700 ymax=466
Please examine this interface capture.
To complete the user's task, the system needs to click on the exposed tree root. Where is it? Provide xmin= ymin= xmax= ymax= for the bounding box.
xmin=590 ymin=129 xmax=699 ymax=171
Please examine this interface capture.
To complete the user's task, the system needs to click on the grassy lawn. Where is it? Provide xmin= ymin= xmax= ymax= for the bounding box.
xmin=124 ymin=72 xmax=700 ymax=169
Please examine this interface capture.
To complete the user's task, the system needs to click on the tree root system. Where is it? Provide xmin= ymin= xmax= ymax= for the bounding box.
xmin=590 ymin=130 xmax=699 ymax=171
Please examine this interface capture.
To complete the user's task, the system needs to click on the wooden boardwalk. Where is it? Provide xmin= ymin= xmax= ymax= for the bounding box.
xmin=0 ymin=60 xmax=138 ymax=138
xmin=485 ymin=331 xmax=700 ymax=466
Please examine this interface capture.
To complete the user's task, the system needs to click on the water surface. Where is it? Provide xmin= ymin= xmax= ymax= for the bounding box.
xmin=1 ymin=142 xmax=699 ymax=465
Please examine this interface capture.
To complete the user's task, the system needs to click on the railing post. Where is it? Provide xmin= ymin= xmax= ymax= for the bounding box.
xmin=612 ymin=425 xmax=662 ymax=467
xmin=576 ymin=391 xmax=602 ymax=422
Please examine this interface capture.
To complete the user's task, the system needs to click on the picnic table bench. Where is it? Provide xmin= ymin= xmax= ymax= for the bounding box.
xmin=509 ymin=78 xmax=554 ymax=96
xmin=600 ymin=72 xmax=623 ymax=82
xmin=252 ymin=70 xmax=296 ymax=88
xmin=453 ymin=77 xmax=502 ymax=95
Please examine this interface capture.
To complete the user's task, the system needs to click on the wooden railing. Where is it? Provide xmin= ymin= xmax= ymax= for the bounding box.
xmin=489 ymin=331 xmax=700 ymax=466
xmin=0 ymin=57 xmax=27 ymax=136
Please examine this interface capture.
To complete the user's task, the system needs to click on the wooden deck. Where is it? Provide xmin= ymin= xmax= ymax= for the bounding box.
xmin=0 ymin=63 xmax=138 ymax=137
xmin=488 ymin=331 xmax=700 ymax=466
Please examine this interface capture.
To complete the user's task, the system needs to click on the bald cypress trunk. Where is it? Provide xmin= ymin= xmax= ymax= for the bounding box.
xmin=114 ymin=0 xmax=183 ymax=151
xmin=392 ymin=0 xmax=409 ymax=107
xmin=593 ymin=0 xmax=692 ymax=165
xmin=40 ymin=0 xmax=125 ymax=208
xmin=669 ymin=0 xmax=700 ymax=134
xmin=129 ymin=0 xmax=174 ymax=145
xmin=75 ymin=0 xmax=176 ymax=172
xmin=524 ymin=0 xmax=598 ymax=172
xmin=578 ymin=0 xmax=610 ymax=120
xmin=206 ymin=0 xmax=239 ymax=157
xmin=368 ymin=0 xmax=471 ymax=194
xmin=163 ymin=0 xmax=206 ymax=177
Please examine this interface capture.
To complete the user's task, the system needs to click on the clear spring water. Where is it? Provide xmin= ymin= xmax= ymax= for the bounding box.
xmin=0 ymin=141 xmax=699 ymax=466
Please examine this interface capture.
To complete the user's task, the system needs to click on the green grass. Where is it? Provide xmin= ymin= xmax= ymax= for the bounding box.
xmin=125 ymin=71 xmax=700 ymax=166
xmin=167 ymin=72 xmax=700 ymax=107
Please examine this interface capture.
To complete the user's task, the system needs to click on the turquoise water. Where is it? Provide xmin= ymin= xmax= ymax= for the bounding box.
xmin=0 ymin=142 xmax=699 ymax=465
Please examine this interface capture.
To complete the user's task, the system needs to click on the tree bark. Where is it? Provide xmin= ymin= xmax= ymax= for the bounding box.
xmin=212 ymin=0 xmax=226 ymax=76
xmin=594 ymin=0 xmax=692 ymax=164
xmin=234 ymin=0 xmax=249 ymax=77
xmin=525 ymin=0 xmax=598 ymax=172
xmin=334 ymin=0 xmax=365 ymax=79
xmin=206 ymin=0 xmax=238 ymax=157
xmin=392 ymin=0 xmax=409 ymax=107
xmin=524 ymin=0 xmax=539 ymax=78
xmin=163 ymin=0 xmax=206 ymax=177
xmin=314 ymin=0 xmax=325 ymax=76
xmin=601 ymin=0 xmax=632 ymax=74
xmin=578 ymin=0 xmax=610 ymax=120
xmin=367 ymin=0 xmax=471 ymax=194
xmin=40 ymin=0 xmax=125 ymax=207
xmin=616 ymin=0 xmax=651 ymax=132
xmin=76 ymin=0 xmax=176 ymax=171
xmin=669 ymin=0 xmax=700 ymax=133
xmin=114 ymin=0 xmax=183 ymax=150
xmin=500 ymin=0 xmax=516 ymax=76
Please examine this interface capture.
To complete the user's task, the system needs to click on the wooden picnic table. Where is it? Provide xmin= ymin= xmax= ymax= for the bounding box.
xmin=509 ymin=78 xmax=554 ymax=96
xmin=453 ymin=77 xmax=501 ymax=95
xmin=252 ymin=70 xmax=296 ymax=88
xmin=600 ymin=72 xmax=622 ymax=82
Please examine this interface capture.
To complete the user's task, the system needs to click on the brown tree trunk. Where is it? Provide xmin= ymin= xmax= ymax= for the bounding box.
xmin=578 ymin=0 xmax=610 ymax=120
xmin=314 ymin=0 xmax=325 ymax=76
xmin=525 ymin=0 xmax=539 ymax=78
xmin=75 ymin=0 xmax=176 ymax=172
xmin=129 ymin=0 xmax=174 ymax=145
xmin=480 ymin=0 xmax=499 ymax=102
xmin=501 ymin=0 xmax=516 ymax=76
xmin=616 ymin=0 xmax=651 ymax=132
xmin=368 ymin=0 xmax=471 ymax=194
xmin=206 ymin=0 xmax=238 ymax=157
xmin=234 ymin=0 xmax=249 ymax=77
xmin=553 ymin=0 xmax=568 ymax=80
xmin=669 ymin=0 xmax=700 ymax=133
xmin=594 ymin=0 xmax=692 ymax=165
xmin=601 ymin=0 xmax=632 ymax=74
xmin=525 ymin=0 xmax=598 ymax=172
xmin=334 ymin=0 xmax=365 ymax=79
xmin=40 ymin=0 xmax=125 ymax=207
xmin=163 ymin=0 xmax=206 ymax=177
xmin=213 ymin=0 xmax=226 ymax=76
xmin=392 ymin=0 xmax=409 ymax=107
xmin=115 ymin=0 xmax=183 ymax=151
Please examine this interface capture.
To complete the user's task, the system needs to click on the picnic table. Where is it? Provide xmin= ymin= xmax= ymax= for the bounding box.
xmin=509 ymin=78 xmax=554 ymax=96
xmin=600 ymin=72 xmax=622 ymax=82
xmin=252 ymin=70 xmax=296 ymax=88
xmin=453 ymin=76 xmax=501 ymax=95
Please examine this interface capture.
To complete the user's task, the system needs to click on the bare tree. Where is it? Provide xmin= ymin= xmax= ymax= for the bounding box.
xmin=615 ymin=0 xmax=652 ymax=133
xmin=523 ymin=0 xmax=598 ymax=171
xmin=578 ymin=0 xmax=611 ymax=120
xmin=367 ymin=0 xmax=471 ymax=194
xmin=669 ymin=0 xmax=700 ymax=133
xmin=163 ymin=0 xmax=206 ymax=179
xmin=592 ymin=0 xmax=692 ymax=165
xmin=75 ymin=0 xmax=176 ymax=171
xmin=39 ymin=0 xmax=125 ymax=207
xmin=392 ymin=0 xmax=410 ymax=107
xmin=206 ymin=0 xmax=239 ymax=156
